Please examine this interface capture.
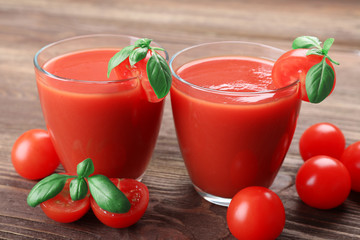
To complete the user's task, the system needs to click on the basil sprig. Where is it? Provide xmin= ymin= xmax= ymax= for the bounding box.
xmin=107 ymin=38 xmax=172 ymax=99
xmin=27 ymin=158 xmax=131 ymax=214
xmin=292 ymin=36 xmax=339 ymax=103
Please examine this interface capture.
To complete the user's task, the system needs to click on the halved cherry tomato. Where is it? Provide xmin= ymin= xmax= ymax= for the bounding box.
xmin=296 ymin=155 xmax=351 ymax=209
xmin=299 ymin=122 xmax=345 ymax=161
xmin=340 ymin=141 xmax=360 ymax=192
xmin=114 ymin=51 xmax=166 ymax=103
xmin=12 ymin=129 xmax=60 ymax=180
xmin=90 ymin=178 xmax=149 ymax=228
xmin=227 ymin=186 xmax=285 ymax=240
xmin=272 ymin=48 xmax=336 ymax=102
xmin=40 ymin=178 xmax=90 ymax=223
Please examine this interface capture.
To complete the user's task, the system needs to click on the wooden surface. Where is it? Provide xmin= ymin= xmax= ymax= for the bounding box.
xmin=1 ymin=0 xmax=360 ymax=239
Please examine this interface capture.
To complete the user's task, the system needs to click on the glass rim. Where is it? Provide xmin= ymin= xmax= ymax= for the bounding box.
xmin=169 ymin=41 xmax=299 ymax=96
xmin=34 ymin=34 xmax=169 ymax=84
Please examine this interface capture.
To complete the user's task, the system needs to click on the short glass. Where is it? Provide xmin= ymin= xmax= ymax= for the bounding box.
xmin=170 ymin=41 xmax=301 ymax=206
xmin=34 ymin=34 xmax=168 ymax=179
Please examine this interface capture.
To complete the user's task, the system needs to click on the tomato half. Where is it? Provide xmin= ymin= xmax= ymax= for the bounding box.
xmin=90 ymin=178 xmax=149 ymax=228
xmin=12 ymin=129 xmax=60 ymax=180
xmin=340 ymin=141 xmax=360 ymax=192
xmin=272 ymin=48 xmax=336 ymax=102
xmin=227 ymin=186 xmax=285 ymax=240
xmin=296 ymin=155 xmax=351 ymax=209
xmin=299 ymin=122 xmax=345 ymax=161
xmin=40 ymin=178 xmax=90 ymax=223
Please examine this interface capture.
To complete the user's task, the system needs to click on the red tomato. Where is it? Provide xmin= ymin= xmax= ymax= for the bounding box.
xmin=114 ymin=51 xmax=166 ymax=103
xmin=299 ymin=122 xmax=345 ymax=161
xmin=296 ymin=155 xmax=351 ymax=209
xmin=227 ymin=186 xmax=285 ymax=240
xmin=11 ymin=129 xmax=60 ymax=180
xmin=272 ymin=48 xmax=336 ymax=102
xmin=340 ymin=141 xmax=360 ymax=192
xmin=91 ymin=178 xmax=149 ymax=228
xmin=40 ymin=179 xmax=90 ymax=223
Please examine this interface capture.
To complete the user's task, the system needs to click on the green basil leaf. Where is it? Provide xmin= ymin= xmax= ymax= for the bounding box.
xmin=88 ymin=175 xmax=130 ymax=213
xmin=77 ymin=158 xmax=94 ymax=177
xmin=134 ymin=38 xmax=152 ymax=48
xmin=306 ymin=59 xmax=335 ymax=103
xmin=69 ymin=177 xmax=88 ymax=201
xmin=322 ymin=38 xmax=334 ymax=55
xmin=27 ymin=174 xmax=71 ymax=207
xmin=146 ymin=52 xmax=172 ymax=99
xmin=292 ymin=36 xmax=322 ymax=49
xmin=107 ymin=45 xmax=135 ymax=78
xmin=129 ymin=47 xmax=149 ymax=66
xmin=306 ymin=48 xmax=323 ymax=56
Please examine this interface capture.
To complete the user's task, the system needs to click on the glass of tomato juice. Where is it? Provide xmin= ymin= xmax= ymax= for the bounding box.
xmin=170 ymin=42 xmax=301 ymax=206
xmin=34 ymin=35 xmax=168 ymax=179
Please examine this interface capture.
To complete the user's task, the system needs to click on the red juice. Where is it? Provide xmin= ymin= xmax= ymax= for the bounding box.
xmin=35 ymin=49 xmax=164 ymax=178
xmin=171 ymin=56 xmax=301 ymax=198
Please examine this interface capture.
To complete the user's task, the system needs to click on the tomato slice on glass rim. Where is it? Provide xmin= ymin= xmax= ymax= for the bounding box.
xmin=272 ymin=48 xmax=336 ymax=102
xmin=40 ymin=178 xmax=90 ymax=223
xmin=90 ymin=178 xmax=149 ymax=228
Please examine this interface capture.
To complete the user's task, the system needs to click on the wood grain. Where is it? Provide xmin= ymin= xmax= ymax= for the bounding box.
xmin=1 ymin=0 xmax=360 ymax=239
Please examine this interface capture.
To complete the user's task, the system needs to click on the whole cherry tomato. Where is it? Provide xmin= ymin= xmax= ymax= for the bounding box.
xmin=272 ymin=48 xmax=336 ymax=102
xmin=91 ymin=178 xmax=149 ymax=228
xmin=340 ymin=141 xmax=360 ymax=192
xmin=299 ymin=122 xmax=345 ymax=161
xmin=12 ymin=129 xmax=60 ymax=180
xmin=227 ymin=186 xmax=285 ymax=240
xmin=296 ymin=155 xmax=351 ymax=209
xmin=40 ymin=178 xmax=90 ymax=223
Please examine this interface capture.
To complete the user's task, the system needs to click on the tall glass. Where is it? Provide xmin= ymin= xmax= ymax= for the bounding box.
xmin=170 ymin=42 xmax=301 ymax=206
xmin=34 ymin=34 xmax=168 ymax=179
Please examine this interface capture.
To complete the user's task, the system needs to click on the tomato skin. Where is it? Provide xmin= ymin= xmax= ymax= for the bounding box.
xmin=299 ymin=122 xmax=345 ymax=161
xmin=12 ymin=129 xmax=60 ymax=180
xmin=340 ymin=141 xmax=360 ymax=192
xmin=296 ymin=155 xmax=351 ymax=209
xmin=227 ymin=186 xmax=285 ymax=240
xmin=272 ymin=48 xmax=336 ymax=102
xmin=91 ymin=178 xmax=149 ymax=228
xmin=40 ymin=179 xmax=90 ymax=223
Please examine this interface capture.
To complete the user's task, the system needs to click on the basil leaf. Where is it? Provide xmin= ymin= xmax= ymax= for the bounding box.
xmin=88 ymin=175 xmax=130 ymax=213
xmin=292 ymin=36 xmax=321 ymax=50
xmin=146 ymin=52 xmax=172 ymax=99
xmin=27 ymin=174 xmax=70 ymax=207
xmin=107 ymin=45 xmax=135 ymax=78
xmin=77 ymin=158 xmax=94 ymax=177
xmin=306 ymin=59 xmax=335 ymax=103
xmin=69 ymin=177 xmax=88 ymax=201
xmin=322 ymin=38 xmax=334 ymax=55
xmin=306 ymin=48 xmax=323 ymax=56
xmin=129 ymin=47 xmax=149 ymax=66
xmin=134 ymin=38 xmax=152 ymax=48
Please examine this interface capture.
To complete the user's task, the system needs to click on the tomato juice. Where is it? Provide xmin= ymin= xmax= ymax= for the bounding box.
xmin=170 ymin=47 xmax=301 ymax=202
xmin=34 ymin=36 xmax=164 ymax=179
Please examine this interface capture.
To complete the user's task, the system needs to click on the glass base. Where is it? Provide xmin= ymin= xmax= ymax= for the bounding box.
xmin=194 ymin=184 xmax=232 ymax=207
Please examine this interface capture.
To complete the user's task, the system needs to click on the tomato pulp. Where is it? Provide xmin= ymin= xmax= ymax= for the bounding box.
xmin=171 ymin=56 xmax=301 ymax=198
xmin=35 ymin=49 xmax=164 ymax=178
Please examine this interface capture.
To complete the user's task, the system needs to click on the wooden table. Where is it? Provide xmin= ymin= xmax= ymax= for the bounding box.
xmin=1 ymin=0 xmax=359 ymax=239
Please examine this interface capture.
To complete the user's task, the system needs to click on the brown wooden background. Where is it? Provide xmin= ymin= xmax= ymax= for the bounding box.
xmin=1 ymin=0 xmax=360 ymax=239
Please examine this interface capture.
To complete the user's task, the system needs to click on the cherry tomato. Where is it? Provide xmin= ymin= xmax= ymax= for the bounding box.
xmin=40 ymin=178 xmax=90 ymax=223
xmin=227 ymin=186 xmax=285 ymax=240
xmin=91 ymin=178 xmax=149 ymax=228
xmin=12 ymin=129 xmax=60 ymax=180
xmin=299 ymin=122 xmax=345 ymax=161
xmin=114 ymin=51 xmax=166 ymax=103
xmin=340 ymin=141 xmax=360 ymax=192
xmin=296 ymin=155 xmax=351 ymax=209
xmin=272 ymin=48 xmax=336 ymax=102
